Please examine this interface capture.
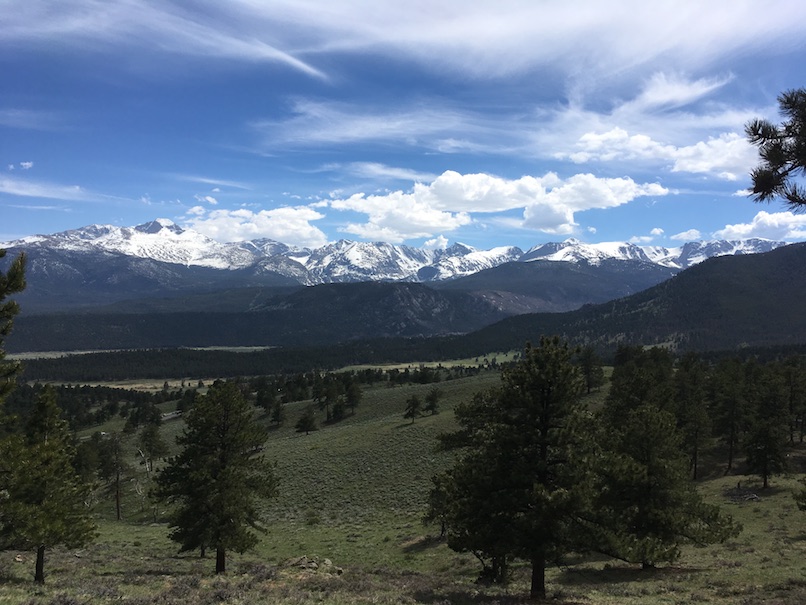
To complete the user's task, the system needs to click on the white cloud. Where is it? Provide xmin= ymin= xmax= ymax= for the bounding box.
xmin=672 ymin=229 xmax=702 ymax=241
xmin=5 ymin=2 xmax=806 ymax=83
xmin=0 ymin=175 xmax=99 ymax=202
xmin=330 ymin=189 xmax=472 ymax=243
xmin=194 ymin=194 xmax=218 ymax=205
xmin=625 ymin=72 xmax=733 ymax=112
xmin=560 ymin=127 xmax=756 ymax=180
xmin=172 ymin=174 xmax=251 ymax=190
xmin=328 ymin=170 xmax=668 ymax=240
xmin=423 ymin=235 xmax=449 ymax=250
xmin=337 ymin=162 xmax=438 ymax=183
xmin=250 ymin=99 xmax=481 ymax=151
xmin=183 ymin=206 xmax=328 ymax=247
xmin=0 ymin=108 xmax=63 ymax=131
xmin=7 ymin=164 xmax=14 ymax=171
xmin=712 ymin=211 xmax=806 ymax=241
xmin=19 ymin=161 xmax=33 ymax=170
xmin=629 ymin=228 xmax=664 ymax=244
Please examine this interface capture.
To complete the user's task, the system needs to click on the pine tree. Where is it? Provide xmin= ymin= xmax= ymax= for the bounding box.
xmin=594 ymin=403 xmax=739 ymax=568
xmin=0 ymin=386 xmax=95 ymax=584
xmin=674 ymin=352 xmax=711 ymax=480
xmin=709 ymin=358 xmax=748 ymax=473
xmin=434 ymin=338 xmax=592 ymax=600
xmin=577 ymin=345 xmax=605 ymax=394
xmin=98 ymin=431 xmax=130 ymax=521
xmin=745 ymin=88 xmax=806 ymax=209
xmin=0 ymin=249 xmax=25 ymax=405
xmin=424 ymin=387 xmax=443 ymax=415
xmin=295 ymin=406 xmax=318 ymax=435
xmin=154 ymin=380 xmax=278 ymax=573
xmin=744 ymin=363 xmax=789 ymax=489
xmin=404 ymin=394 xmax=422 ymax=423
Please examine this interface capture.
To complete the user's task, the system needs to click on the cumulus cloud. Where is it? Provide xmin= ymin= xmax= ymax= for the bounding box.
xmin=560 ymin=128 xmax=756 ymax=180
xmin=183 ymin=206 xmax=328 ymax=248
xmin=712 ymin=211 xmax=806 ymax=241
xmin=629 ymin=228 xmax=665 ymax=244
xmin=328 ymin=170 xmax=668 ymax=241
xmin=194 ymin=194 xmax=218 ymax=205
xmin=423 ymin=235 xmax=449 ymax=250
xmin=19 ymin=161 xmax=33 ymax=170
xmin=672 ymin=229 xmax=702 ymax=241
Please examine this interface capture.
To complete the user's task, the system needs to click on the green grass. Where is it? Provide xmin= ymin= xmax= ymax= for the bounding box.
xmin=4 ymin=369 xmax=806 ymax=604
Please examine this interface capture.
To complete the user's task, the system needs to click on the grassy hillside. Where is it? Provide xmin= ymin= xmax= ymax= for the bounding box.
xmin=2 ymin=368 xmax=806 ymax=603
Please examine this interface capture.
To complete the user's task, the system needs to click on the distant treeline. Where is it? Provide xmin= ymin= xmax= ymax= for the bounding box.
xmin=18 ymin=330 xmax=806 ymax=382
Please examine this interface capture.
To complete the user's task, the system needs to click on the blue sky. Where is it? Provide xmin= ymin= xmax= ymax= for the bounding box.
xmin=3 ymin=1 xmax=806 ymax=251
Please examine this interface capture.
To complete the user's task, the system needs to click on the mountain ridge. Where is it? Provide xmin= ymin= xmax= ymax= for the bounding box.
xmin=2 ymin=219 xmax=787 ymax=285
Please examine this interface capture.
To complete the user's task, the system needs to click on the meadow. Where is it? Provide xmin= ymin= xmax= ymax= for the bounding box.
xmin=2 ymin=367 xmax=805 ymax=604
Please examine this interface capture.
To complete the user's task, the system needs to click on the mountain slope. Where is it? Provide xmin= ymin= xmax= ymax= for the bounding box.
xmin=458 ymin=242 xmax=806 ymax=354
xmin=8 ymin=282 xmax=509 ymax=352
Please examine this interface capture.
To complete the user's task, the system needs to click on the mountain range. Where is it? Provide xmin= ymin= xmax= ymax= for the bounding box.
xmin=0 ymin=219 xmax=795 ymax=354
xmin=1 ymin=219 xmax=786 ymax=316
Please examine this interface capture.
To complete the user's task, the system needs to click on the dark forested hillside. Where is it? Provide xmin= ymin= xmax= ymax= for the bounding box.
xmin=9 ymin=282 xmax=508 ymax=353
xmin=459 ymin=241 xmax=806 ymax=354
xmin=432 ymin=258 xmax=676 ymax=313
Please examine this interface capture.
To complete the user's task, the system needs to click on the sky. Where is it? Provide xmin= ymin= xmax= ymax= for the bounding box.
xmin=3 ymin=0 xmax=806 ymax=251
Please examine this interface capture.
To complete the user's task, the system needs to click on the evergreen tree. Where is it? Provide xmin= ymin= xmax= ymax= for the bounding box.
xmin=779 ymin=356 xmax=806 ymax=444
xmin=137 ymin=423 xmax=168 ymax=475
xmin=594 ymin=403 xmax=739 ymax=568
xmin=424 ymin=386 xmax=443 ymax=415
xmin=745 ymin=88 xmax=806 ymax=209
xmin=744 ymin=363 xmax=789 ymax=489
xmin=155 ymin=381 xmax=278 ymax=573
xmin=0 ymin=386 xmax=95 ymax=584
xmin=404 ymin=394 xmax=422 ymax=423
xmin=577 ymin=345 xmax=605 ymax=394
xmin=604 ymin=345 xmax=674 ymax=423
xmin=98 ymin=431 xmax=130 ymax=521
xmin=674 ymin=352 xmax=711 ymax=480
xmin=708 ymin=358 xmax=748 ymax=473
xmin=269 ymin=398 xmax=286 ymax=426
xmin=0 ymin=249 xmax=25 ymax=406
xmin=345 ymin=380 xmax=362 ymax=415
xmin=434 ymin=338 xmax=592 ymax=600
xmin=295 ymin=406 xmax=318 ymax=435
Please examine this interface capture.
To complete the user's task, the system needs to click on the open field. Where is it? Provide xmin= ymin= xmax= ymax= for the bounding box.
xmin=2 ymin=369 xmax=806 ymax=604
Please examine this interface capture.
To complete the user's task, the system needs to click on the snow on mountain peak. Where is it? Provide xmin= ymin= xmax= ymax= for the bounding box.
xmin=1 ymin=219 xmax=789 ymax=284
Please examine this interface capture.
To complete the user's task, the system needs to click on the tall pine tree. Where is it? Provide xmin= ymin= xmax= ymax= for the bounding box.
xmin=155 ymin=380 xmax=278 ymax=573
xmin=0 ymin=386 xmax=95 ymax=583
xmin=432 ymin=338 xmax=593 ymax=600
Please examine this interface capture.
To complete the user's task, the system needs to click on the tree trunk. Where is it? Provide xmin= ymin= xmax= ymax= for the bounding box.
xmin=35 ymin=544 xmax=46 ymax=584
xmin=530 ymin=556 xmax=546 ymax=600
xmin=216 ymin=548 xmax=226 ymax=573
xmin=115 ymin=469 xmax=122 ymax=521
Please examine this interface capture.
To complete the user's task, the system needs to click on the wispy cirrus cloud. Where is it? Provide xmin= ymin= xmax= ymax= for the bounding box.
xmin=3 ymin=1 xmax=326 ymax=79
xmin=171 ymin=174 xmax=252 ymax=190
xmin=0 ymin=175 xmax=100 ymax=202
xmin=0 ymin=108 xmax=64 ymax=131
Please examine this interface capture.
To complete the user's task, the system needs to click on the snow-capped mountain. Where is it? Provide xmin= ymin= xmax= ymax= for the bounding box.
xmin=2 ymin=219 xmax=788 ymax=285
xmin=521 ymin=237 xmax=786 ymax=270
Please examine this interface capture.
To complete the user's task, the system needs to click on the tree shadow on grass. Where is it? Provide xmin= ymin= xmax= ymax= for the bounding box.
xmin=401 ymin=534 xmax=444 ymax=553
xmin=556 ymin=563 xmax=706 ymax=588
